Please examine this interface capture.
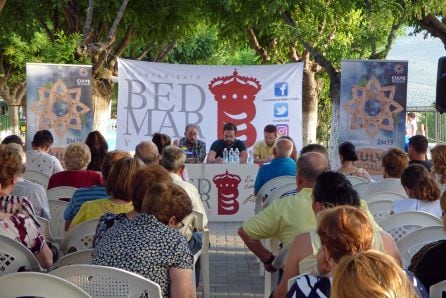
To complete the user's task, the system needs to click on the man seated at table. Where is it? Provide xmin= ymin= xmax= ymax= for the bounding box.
xmin=206 ymin=122 xmax=248 ymax=164
xmin=253 ymin=124 xmax=277 ymax=163
xmin=173 ymin=124 xmax=207 ymax=163
xmin=238 ymin=152 xmax=330 ymax=272
xmin=254 ymin=138 xmax=296 ymax=195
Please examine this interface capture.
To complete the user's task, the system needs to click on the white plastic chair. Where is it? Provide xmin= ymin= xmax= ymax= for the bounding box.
xmin=367 ymin=199 xmax=394 ymax=224
xmin=430 ymin=280 xmax=446 ymax=298
xmin=51 ymin=249 xmax=93 ymax=271
xmin=379 ymin=211 xmax=443 ymax=241
xmin=262 ymin=182 xmax=297 ymax=210
xmin=0 ymin=234 xmax=42 ymax=275
xmin=60 ymin=218 xmax=99 ymax=256
xmin=256 ymin=176 xmax=296 ymax=213
xmin=0 ymin=271 xmax=91 ymax=298
xmin=190 ymin=210 xmax=210 ymax=298
xmin=354 ymin=181 xmax=370 ymax=198
xmin=51 ymin=264 xmax=162 ymax=298
xmin=397 ymin=225 xmax=446 ymax=269
xmin=23 ymin=170 xmax=50 ymax=189
xmin=47 ymin=186 xmax=77 ymax=201
xmin=362 ymin=191 xmax=407 ymax=204
xmin=48 ymin=199 xmax=69 ymax=241
xmin=345 ymin=175 xmax=368 ymax=186
xmin=36 ymin=215 xmax=56 ymax=244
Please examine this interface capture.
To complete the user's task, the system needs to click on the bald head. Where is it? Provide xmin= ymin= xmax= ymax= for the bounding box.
xmin=135 ymin=141 xmax=159 ymax=165
xmin=274 ymin=138 xmax=293 ymax=158
xmin=297 ymin=152 xmax=330 ymax=187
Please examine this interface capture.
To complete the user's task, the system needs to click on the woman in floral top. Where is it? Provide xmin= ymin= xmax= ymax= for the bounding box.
xmin=0 ymin=143 xmax=53 ymax=269
xmin=337 ymin=141 xmax=372 ymax=182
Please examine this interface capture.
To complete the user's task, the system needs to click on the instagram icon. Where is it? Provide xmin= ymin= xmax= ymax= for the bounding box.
xmin=276 ymin=124 xmax=289 ymax=136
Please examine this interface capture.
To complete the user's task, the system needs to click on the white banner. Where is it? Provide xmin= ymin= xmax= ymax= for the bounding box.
xmin=117 ymin=59 xmax=303 ymax=151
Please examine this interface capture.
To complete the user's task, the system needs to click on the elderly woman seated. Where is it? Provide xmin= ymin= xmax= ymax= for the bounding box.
xmin=47 ymin=142 xmax=103 ymax=190
xmin=92 ymin=165 xmax=195 ymax=298
xmin=0 ymin=144 xmax=53 ymax=269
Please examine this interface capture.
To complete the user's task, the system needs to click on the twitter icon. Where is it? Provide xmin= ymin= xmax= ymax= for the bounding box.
xmin=274 ymin=103 xmax=288 ymax=117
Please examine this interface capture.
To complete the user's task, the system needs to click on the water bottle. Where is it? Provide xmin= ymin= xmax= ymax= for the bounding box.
xmin=248 ymin=150 xmax=254 ymax=164
xmin=229 ymin=148 xmax=234 ymax=164
xmin=223 ymin=148 xmax=229 ymax=164
xmin=235 ymin=148 xmax=240 ymax=164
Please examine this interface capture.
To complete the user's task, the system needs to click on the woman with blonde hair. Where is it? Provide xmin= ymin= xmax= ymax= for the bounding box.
xmin=431 ymin=144 xmax=446 ymax=190
xmin=332 ymin=251 xmax=418 ymax=298
xmin=392 ymin=164 xmax=442 ymax=217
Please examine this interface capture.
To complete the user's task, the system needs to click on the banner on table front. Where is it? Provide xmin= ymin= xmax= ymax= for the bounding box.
xmin=116 ymin=59 xmax=303 ymax=151
xmin=340 ymin=60 xmax=408 ymax=175
xmin=26 ymin=63 xmax=93 ymax=160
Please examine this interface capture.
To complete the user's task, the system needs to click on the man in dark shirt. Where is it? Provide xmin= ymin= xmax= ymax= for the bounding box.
xmin=408 ymin=135 xmax=433 ymax=171
xmin=206 ymin=122 xmax=248 ymax=163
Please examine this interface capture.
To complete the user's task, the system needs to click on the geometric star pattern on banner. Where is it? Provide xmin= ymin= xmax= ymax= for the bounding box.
xmin=30 ymin=80 xmax=90 ymax=138
xmin=342 ymin=76 xmax=404 ymax=137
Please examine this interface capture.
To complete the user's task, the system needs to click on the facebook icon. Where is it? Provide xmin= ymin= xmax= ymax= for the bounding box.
xmin=274 ymin=82 xmax=288 ymax=96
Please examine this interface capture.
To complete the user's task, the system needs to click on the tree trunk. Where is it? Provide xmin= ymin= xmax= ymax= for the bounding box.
xmin=301 ymin=54 xmax=318 ymax=145
xmin=328 ymin=73 xmax=341 ymax=169
xmin=8 ymin=104 xmax=19 ymax=135
xmin=92 ymin=79 xmax=113 ymax=132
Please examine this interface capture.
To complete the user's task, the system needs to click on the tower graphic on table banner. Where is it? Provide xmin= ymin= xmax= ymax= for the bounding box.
xmin=208 ymin=70 xmax=262 ymax=147
xmin=213 ymin=170 xmax=242 ymax=215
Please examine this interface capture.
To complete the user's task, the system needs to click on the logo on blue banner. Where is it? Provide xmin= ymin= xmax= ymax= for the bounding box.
xmin=274 ymin=103 xmax=288 ymax=118
xmin=274 ymin=82 xmax=288 ymax=96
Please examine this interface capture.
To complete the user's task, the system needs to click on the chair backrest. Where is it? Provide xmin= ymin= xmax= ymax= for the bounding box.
xmin=23 ymin=170 xmax=49 ymax=189
xmin=397 ymin=226 xmax=446 ymax=269
xmin=379 ymin=211 xmax=443 ymax=241
xmin=353 ymin=181 xmax=370 ymax=197
xmin=430 ymin=280 xmax=446 ymax=298
xmin=51 ymin=249 xmax=94 ymax=271
xmin=362 ymin=191 xmax=407 ymax=204
xmin=189 ymin=210 xmax=210 ymax=297
xmin=47 ymin=186 xmax=78 ymax=202
xmin=0 ymin=235 xmax=42 ymax=275
xmin=367 ymin=199 xmax=394 ymax=224
xmin=51 ymin=264 xmax=162 ymax=298
xmin=48 ymin=199 xmax=69 ymax=241
xmin=36 ymin=215 xmax=56 ymax=243
xmin=255 ymin=175 xmax=296 ymax=213
xmin=0 ymin=271 xmax=91 ymax=298
xmin=60 ymin=218 xmax=99 ymax=255
xmin=262 ymin=182 xmax=297 ymax=210
xmin=345 ymin=175 xmax=368 ymax=186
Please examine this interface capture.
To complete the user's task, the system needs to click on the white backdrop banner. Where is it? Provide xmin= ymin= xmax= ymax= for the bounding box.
xmin=116 ymin=59 xmax=303 ymax=151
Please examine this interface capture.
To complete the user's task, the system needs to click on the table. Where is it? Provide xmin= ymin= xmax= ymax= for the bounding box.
xmin=186 ymin=164 xmax=260 ymax=221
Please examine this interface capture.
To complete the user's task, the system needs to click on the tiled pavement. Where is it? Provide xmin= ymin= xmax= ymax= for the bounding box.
xmin=197 ymin=221 xmax=264 ymax=298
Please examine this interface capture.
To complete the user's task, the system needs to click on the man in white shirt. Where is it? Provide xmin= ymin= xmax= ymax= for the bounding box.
xmin=26 ymin=130 xmax=63 ymax=179
xmin=363 ymin=147 xmax=408 ymax=197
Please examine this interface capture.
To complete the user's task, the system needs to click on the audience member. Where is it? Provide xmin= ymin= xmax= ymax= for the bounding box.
xmin=238 ymin=152 xmax=329 ymax=272
xmin=406 ymin=112 xmax=417 ymax=137
xmin=0 ymin=144 xmax=53 ymax=269
xmin=1 ymin=134 xmax=24 ymax=147
xmin=278 ymin=136 xmax=298 ymax=161
xmin=408 ymin=135 xmax=433 ymax=171
xmin=332 ymin=251 xmax=419 ymax=298
xmin=392 ymin=164 xmax=441 ymax=217
xmin=337 ymin=141 xmax=371 ymax=181
xmin=254 ymin=138 xmax=296 ymax=195
xmin=8 ymin=143 xmax=50 ymax=219
xmin=47 ymin=142 xmax=103 ymax=190
xmin=409 ymin=190 xmax=446 ymax=292
xmin=26 ymin=129 xmax=63 ymax=178
xmin=160 ymin=145 xmax=207 ymax=253
xmin=152 ymin=132 xmax=171 ymax=155
xmin=207 ymin=122 xmax=248 ymax=164
xmin=85 ymin=130 xmax=108 ymax=171
xmin=64 ymin=150 xmax=130 ymax=230
xmin=70 ymin=157 xmax=139 ymax=228
xmin=363 ymin=147 xmax=408 ymax=197
xmin=430 ymin=144 xmax=446 ymax=190
xmin=92 ymin=168 xmax=195 ymax=297
xmin=174 ymin=124 xmax=207 ymax=163
xmin=253 ymin=124 xmax=277 ymax=163
xmin=300 ymin=144 xmax=328 ymax=160
xmin=134 ymin=141 xmax=159 ymax=165
xmin=274 ymin=173 xmax=401 ymax=297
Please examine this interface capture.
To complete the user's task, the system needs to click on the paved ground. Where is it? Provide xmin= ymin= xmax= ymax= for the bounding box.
xmin=197 ymin=221 xmax=264 ymax=298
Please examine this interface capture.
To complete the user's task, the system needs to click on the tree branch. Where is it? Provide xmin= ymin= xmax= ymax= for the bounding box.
xmin=0 ymin=0 xmax=5 ymax=13
xmin=246 ymin=27 xmax=270 ymax=62
xmin=419 ymin=13 xmax=446 ymax=49
xmin=105 ymin=0 xmax=130 ymax=47
xmin=136 ymin=47 xmax=152 ymax=60
xmin=154 ymin=41 xmax=176 ymax=62
xmin=370 ymin=15 xmax=404 ymax=59
xmin=83 ymin=0 xmax=94 ymax=37
xmin=107 ymin=26 xmax=134 ymax=72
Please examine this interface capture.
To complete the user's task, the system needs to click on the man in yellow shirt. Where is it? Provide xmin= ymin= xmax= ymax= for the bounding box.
xmin=238 ymin=152 xmax=330 ymax=272
xmin=253 ymin=124 xmax=277 ymax=163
